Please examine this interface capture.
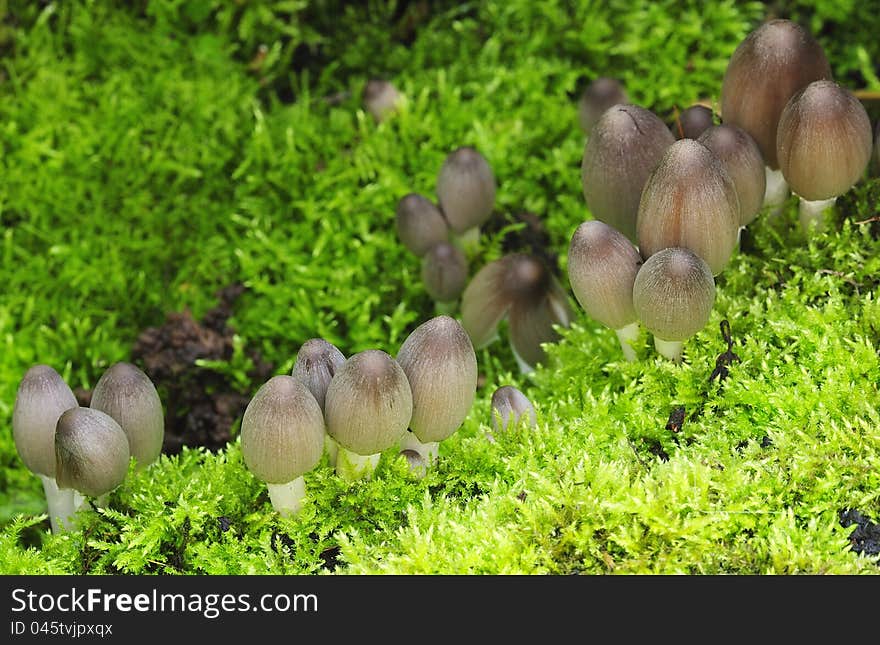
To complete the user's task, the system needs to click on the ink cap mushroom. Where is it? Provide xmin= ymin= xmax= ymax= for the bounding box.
xmin=578 ymin=76 xmax=628 ymax=134
xmin=421 ymin=241 xmax=469 ymax=315
xmin=240 ymin=375 xmax=325 ymax=517
xmin=672 ymin=104 xmax=716 ymax=140
xmin=363 ymin=78 xmax=403 ymax=123
xmin=436 ymin=146 xmax=496 ymax=252
xmin=395 ymin=193 xmax=450 ymax=258
xmin=489 ymin=385 xmax=537 ymax=436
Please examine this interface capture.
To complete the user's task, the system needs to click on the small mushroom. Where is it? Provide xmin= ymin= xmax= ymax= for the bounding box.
xmin=632 ymin=247 xmax=716 ymax=363
xmin=697 ymin=124 xmax=767 ymax=228
xmin=396 ymin=315 xmax=477 ymax=464
xmin=240 ymin=375 xmax=325 ymax=517
xmin=398 ymin=449 xmax=427 ymax=480
xmin=291 ymin=338 xmax=346 ymax=467
xmin=635 ymin=138 xmax=740 ymax=276
xmin=436 ymin=146 xmax=496 ymax=250
xmin=89 ymin=361 xmax=164 ymax=470
xmin=324 ymin=350 xmax=413 ymax=481
xmin=567 ymin=220 xmax=643 ymax=361
xmin=578 ymin=77 xmax=628 ymax=133
xmin=581 ymin=104 xmax=676 ymax=243
xmin=12 ymin=364 xmax=80 ymax=533
xmin=489 ymin=385 xmax=537 ymax=434
xmin=672 ymin=104 xmax=716 ymax=140
xmin=421 ymin=241 xmax=469 ymax=314
xmin=363 ymin=79 xmax=403 ymax=123
xmin=776 ymin=80 xmax=873 ymax=233
xmin=395 ymin=193 xmax=450 ymax=257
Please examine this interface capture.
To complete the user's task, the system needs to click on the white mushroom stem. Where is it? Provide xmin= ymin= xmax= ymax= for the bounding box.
xmin=763 ymin=166 xmax=789 ymax=216
xmin=39 ymin=475 xmax=81 ymax=533
xmin=614 ymin=322 xmax=640 ymax=362
xmin=335 ymin=447 xmax=381 ymax=482
xmin=454 ymin=226 xmax=481 ymax=255
xmin=798 ymin=196 xmax=836 ymax=234
xmin=266 ymin=477 xmax=307 ymax=517
xmin=653 ymin=337 xmax=684 ymax=363
xmin=324 ymin=434 xmax=339 ymax=468
xmin=399 ymin=431 xmax=440 ymax=465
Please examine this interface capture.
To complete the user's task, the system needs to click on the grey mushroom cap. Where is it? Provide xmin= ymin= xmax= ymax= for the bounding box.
xmin=698 ymin=124 xmax=767 ymax=226
xmin=421 ymin=241 xmax=469 ymax=303
xmin=396 ymin=315 xmax=477 ymax=444
xmin=55 ymin=407 xmax=131 ymax=497
xmin=776 ymin=80 xmax=873 ymax=202
xmin=89 ymin=362 xmax=164 ymax=468
xmin=567 ymin=219 xmax=642 ymax=330
xmin=291 ymin=338 xmax=346 ymax=413
xmin=632 ymin=247 xmax=716 ymax=342
xmin=581 ymin=104 xmax=676 ymax=243
xmin=240 ymin=375 xmax=325 ymax=485
xmin=395 ymin=193 xmax=450 ymax=257
xmin=635 ymin=138 xmax=740 ymax=276
xmin=720 ymin=18 xmax=832 ymax=169
xmin=490 ymin=385 xmax=537 ymax=433
xmin=436 ymin=147 xmax=497 ymax=235
xmin=578 ymin=77 xmax=628 ymax=133
xmin=363 ymin=79 xmax=402 ymax=122
xmin=673 ymin=104 xmax=716 ymax=140
xmin=324 ymin=349 xmax=413 ymax=456
xmin=12 ymin=364 xmax=79 ymax=478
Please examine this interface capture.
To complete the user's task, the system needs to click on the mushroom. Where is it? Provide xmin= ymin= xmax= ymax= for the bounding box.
xmin=720 ymin=18 xmax=832 ymax=213
xmin=672 ymin=104 xmax=716 ymax=140
xmin=567 ymin=219 xmax=643 ymax=361
xmin=632 ymin=247 xmax=716 ymax=363
xmin=89 ymin=361 xmax=164 ymax=470
xmin=421 ymin=241 xmax=469 ymax=314
xmin=55 ymin=406 xmax=131 ymax=516
xmin=291 ymin=338 xmax=346 ymax=467
xmin=581 ymin=104 xmax=676 ymax=243
xmin=489 ymin=385 xmax=537 ymax=435
xmin=875 ymin=122 xmax=880 ymax=173
xmin=697 ymin=124 xmax=767 ymax=229
xmin=12 ymin=364 xmax=80 ymax=533
xmin=240 ymin=375 xmax=325 ymax=517
xmin=395 ymin=193 xmax=450 ymax=257
xmin=635 ymin=138 xmax=740 ymax=276
xmin=362 ymin=79 xmax=403 ymax=123
xmin=398 ymin=449 xmax=428 ymax=480
xmin=436 ymin=146 xmax=496 ymax=251
xmin=460 ymin=253 xmax=573 ymax=373
xmin=578 ymin=77 xmax=628 ymax=133
xmin=324 ymin=349 xmax=413 ymax=481
xmin=396 ymin=315 xmax=477 ymax=464
xmin=776 ymin=80 xmax=873 ymax=233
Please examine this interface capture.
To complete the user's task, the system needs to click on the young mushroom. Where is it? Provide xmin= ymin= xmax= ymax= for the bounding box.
xmin=635 ymin=138 xmax=740 ymax=276
xmin=362 ymin=78 xmax=403 ymax=123
xmin=567 ymin=219 xmax=643 ymax=361
xmin=672 ymin=104 xmax=716 ymax=140
xmin=324 ymin=349 xmax=413 ymax=482
xmin=291 ymin=338 xmax=346 ymax=467
xmin=240 ymin=375 xmax=325 ymax=517
xmin=395 ymin=193 xmax=450 ymax=258
xmin=489 ymin=385 xmax=537 ymax=435
xmin=578 ymin=77 xmax=628 ymax=134
xmin=581 ymin=104 xmax=676 ymax=243
xmin=12 ymin=365 xmax=80 ymax=533
xmin=720 ymin=19 xmax=832 ymax=214
xmin=632 ymin=247 xmax=716 ymax=363
xmin=776 ymin=80 xmax=873 ymax=233
xmin=396 ymin=315 xmax=477 ymax=465
xmin=89 ymin=361 xmax=164 ymax=470
xmin=421 ymin=241 xmax=469 ymax=314
xmin=436 ymin=146 xmax=496 ymax=251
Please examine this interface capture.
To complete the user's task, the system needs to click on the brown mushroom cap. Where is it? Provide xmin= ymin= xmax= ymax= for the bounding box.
xmin=291 ymin=338 xmax=346 ymax=413
xmin=396 ymin=315 xmax=477 ymax=444
xmin=490 ymin=385 xmax=537 ymax=433
xmin=90 ymin=362 xmax=164 ymax=469
xmin=720 ymin=18 xmax=832 ymax=169
xmin=578 ymin=77 xmax=628 ymax=133
xmin=632 ymin=247 xmax=715 ymax=342
xmin=776 ymin=80 xmax=873 ymax=201
xmin=395 ymin=193 xmax=450 ymax=257
xmin=12 ymin=364 xmax=79 ymax=478
xmin=324 ymin=349 xmax=413 ymax=456
xmin=698 ymin=124 xmax=767 ymax=226
xmin=436 ymin=147 xmax=496 ymax=235
xmin=567 ymin=219 xmax=642 ymax=330
xmin=581 ymin=104 xmax=676 ymax=242
xmin=240 ymin=375 xmax=325 ymax=485
xmin=635 ymin=139 xmax=740 ymax=276
xmin=55 ymin=407 xmax=131 ymax=497
xmin=363 ymin=79 xmax=402 ymax=123
xmin=673 ymin=105 xmax=716 ymax=140
xmin=421 ymin=241 xmax=469 ymax=303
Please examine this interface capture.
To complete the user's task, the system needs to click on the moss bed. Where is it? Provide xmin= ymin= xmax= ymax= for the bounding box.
xmin=1 ymin=0 xmax=879 ymax=575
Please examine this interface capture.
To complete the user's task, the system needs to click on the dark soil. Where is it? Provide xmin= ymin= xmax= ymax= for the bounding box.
xmin=839 ymin=508 xmax=880 ymax=559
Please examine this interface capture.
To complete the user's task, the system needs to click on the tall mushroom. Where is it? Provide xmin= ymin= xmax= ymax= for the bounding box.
xmin=581 ymin=104 xmax=676 ymax=243
xmin=291 ymin=338 xmax=346 ymax=467
xmin=12 ymin=365 xmax=80 ymax=533
xmin=567 ymin=219 xmax=643 ymax=361
xmin=436 ymin=146 xmax=496 ymax=251
xmin=578 ymin=77 xmax=628 ymax=134
xmin=776 ymin=80 xmax=873 ymax=233
xmin=240 ymin=375 xmax=325 ymax=517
